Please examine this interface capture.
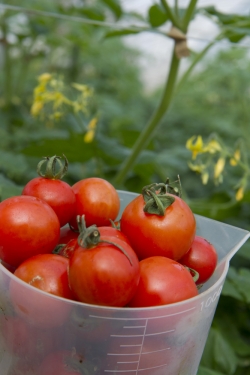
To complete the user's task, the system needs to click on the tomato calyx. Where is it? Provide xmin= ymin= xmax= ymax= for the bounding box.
xmin=184 ymin=266 xmax=200 ymax=284
xmin=37 ymin=154 xmax=68 ymax=180
xmin=165 ymin=175 xmax=182 ymax=197
xmin=76 ymin=215 xmax=133 ymax=265
xmin=142 ymin=183 xmax=175 ymax=216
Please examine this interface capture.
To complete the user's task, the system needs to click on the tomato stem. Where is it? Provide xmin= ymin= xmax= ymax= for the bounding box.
xmin=142 ymin=183 xmax=175 ymax=216
xmin=76 ymin=215 xmax=133 ymax=265
xmin=37 ymin=154 xmax=68 ymax=179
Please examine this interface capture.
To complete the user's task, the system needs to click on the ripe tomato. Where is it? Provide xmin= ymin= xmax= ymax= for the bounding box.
xmin=68 ymin=235 xmax=140 ymax=307
xmin=120 ymin=193 xmax=196 ymax=261
xmin=58 ymin=225 xmax=79 ymax=245
xmin=179 ymin=235 xmax=218 ymax=284
xmin=127 ymin=256 xmax=198 ymax=308
xmin=22 ymin=155 xmax=76 ymax=227
xmin=1 ymin=315 xmax=57 ymax=359
xmin=98 ymin=226 xmax=131 ymax=245
xmin=9 ymin=254 xmax=74 ymax=327
xmin=22 ymin=177 xmax=76 ymax=227
xmin=69 ymin=177 xmax=120 ymax=229
xmin=39 ymin=350 xmax=84 ymax=375
xmin=0 ymin=196 xmax=60 ymax=268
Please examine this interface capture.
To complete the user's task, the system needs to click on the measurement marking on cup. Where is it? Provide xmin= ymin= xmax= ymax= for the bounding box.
xmin=200 ymin=285 xmax=223 ymax=311
xmin=111 ymin=329 xmax=175 ymax=338
xmin=104 ymin=363 xmax=169 ymax=372
xmin=89 ymin=306 xmax=195 ymax=320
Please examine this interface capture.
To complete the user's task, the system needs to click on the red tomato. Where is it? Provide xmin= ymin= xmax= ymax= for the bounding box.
xmin=69 ymin=177 xmax=120 ymax=229
xmin=0 ymin=196 xmax=60 ymax=268
xmin=39 ymin=350 xmax=84 ymax=375
xmin=58 ymin=238 xmax=78 ymax=259
xmin=68 ymin=236 xmax=140 ymax=307
xmin=1 ymin=315 xmax=57 ymax=359
xmin=58 ymin=225 xmax=79 ymax=245
xmin=98 ymin=226 xmax=131 ymax=245
xmin=58 ymin=226 xmax=130 ymax=260
xmin=22 ymin=177 xmax=76 ymax=227
xmin=179 ymin=235 xmax=218 ymax=284
xmin=9 ymin=254 xmax=74 ymax=327
xmin=120 ymin=193 xmax=196 ymax=261
xmin=127 ymin=256 xmax=198 ymax=308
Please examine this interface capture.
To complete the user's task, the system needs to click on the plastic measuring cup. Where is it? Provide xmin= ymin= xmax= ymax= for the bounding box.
xmin=0 ymin=190 xmax=249 ymax=375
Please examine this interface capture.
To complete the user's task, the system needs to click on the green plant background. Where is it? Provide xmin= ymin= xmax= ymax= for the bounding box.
xmin=1 ymin=1 xmax=250 ymax=374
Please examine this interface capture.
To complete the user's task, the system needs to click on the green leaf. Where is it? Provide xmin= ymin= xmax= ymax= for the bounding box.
xmin=148 ymin=4 xmax=169 ymax=27
xmin=80 ymin=8 xmax=105 ymax=22
xmin=223 ymin=267 xmax=250 ymax=303
xmin=197 ymin=366 xmax=225 ymax=375
xmin=103 ymin=28 xmax=142 ymax=39
xmin=201 ymin=328 xmax=237 ymax=375
xmin=214 ymin=315 xmax=250 ymax=356
xmin=21 ymin=133 xmax=97 ymax=163
xmin=100 ymin=0 xmax=123 ymax=20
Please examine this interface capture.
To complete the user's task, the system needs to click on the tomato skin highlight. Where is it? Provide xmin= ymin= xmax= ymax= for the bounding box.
xmin=69 ymin=177 xmax=120 ymax=229
xmin=22 ymin=177 xmax=76 ymax=227
xmin=68 ymin=236 xmax=140 ymax=307
xmin=127 ymin=256 xmax=198 ymax=308
xmin=0 ymin=196 xmax=60 ymax=268
xmin=179 ymin=235 xmax=218 ymax=284
xmin=120 ymin=194 xmax=196 ymax=261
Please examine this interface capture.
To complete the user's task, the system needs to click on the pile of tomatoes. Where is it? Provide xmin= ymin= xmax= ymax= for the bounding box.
xmin=0 ymin=155 xmax=218 ymax=310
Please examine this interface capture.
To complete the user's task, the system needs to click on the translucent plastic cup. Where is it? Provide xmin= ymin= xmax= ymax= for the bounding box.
xmin=0 ymin=190 xmax=249 ymax=375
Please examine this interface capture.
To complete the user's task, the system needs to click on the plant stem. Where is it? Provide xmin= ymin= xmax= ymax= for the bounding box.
xmin=175 ymin=40 xmax=216 ymax=93
xmin=113 ymin=51 xmax=180 ymax=187
xmin=182 ymin=0 xmax=198 ymax=32
xmin=2 ymin=22 xmax=12 ymax=108
xmin=160 ymin=0 xmax=181 ymax=28
xmin=113 ymin=0 xmax=199 ymax=187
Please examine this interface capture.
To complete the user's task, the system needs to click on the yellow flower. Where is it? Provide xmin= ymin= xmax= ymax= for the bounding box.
xmin=186 ymin=136 xmax=204 ymax=159
xmin=235 ymin=186 xmax=244 ymax=201
xmin=230 ymin=149 xmax=241 ymax=166
xmin=84 ymin=117 xmax=98 ymax=143
xmin=188 ymin=162 xmax=206 ymax=173
xmin=204 ymin=139 xmax=221 ymax=154
xmin=72 ymin=83 xmax=93 ymax=97
xmin=31 ymin=100 xmax=44 ymax=116
xmin=214 ymin=157 xmax=225 ymax=179
xmin=201 ymin=171 xmax=209 ymax=185
xmin=38 ymin=73 xmax=52 ymax=83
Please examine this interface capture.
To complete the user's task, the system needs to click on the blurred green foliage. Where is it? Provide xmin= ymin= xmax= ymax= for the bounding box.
xmin=1 ymin=0 xmax=250 ymax=374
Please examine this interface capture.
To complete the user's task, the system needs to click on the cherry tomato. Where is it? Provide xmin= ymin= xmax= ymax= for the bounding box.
xmin=58 ymin=238 xmax=78 ymax=259
xmin=9 ymin=254 xmax=74 ymax=327
xmin=69 ymin=177 xmax=120 ymax=229
xmin=1 ymin=315 xmax=57 ymax=359
xmin=58 ymin=225 xmax=79 ymax=245
xmin=98 ymin=226 xmax=131 ymax=245
xmin=179 ymin=235 xmax=218 ymax=284
xmin=127 ymin=256 xmax=198 ymax=308
xmin=120 ymin=193 xmax=196 ymax=261
xmin=0 ymin=196 xmax=60 ymax=268
xmin=22 ymin=155 xmax=76 ymax=227
xmin=22 ymin=177 xmax=76 ymax=227
xmin=68 ymin=236 xmax=140 ymax=307
xmin=39 ymin=350 xmax=84 ymax=375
